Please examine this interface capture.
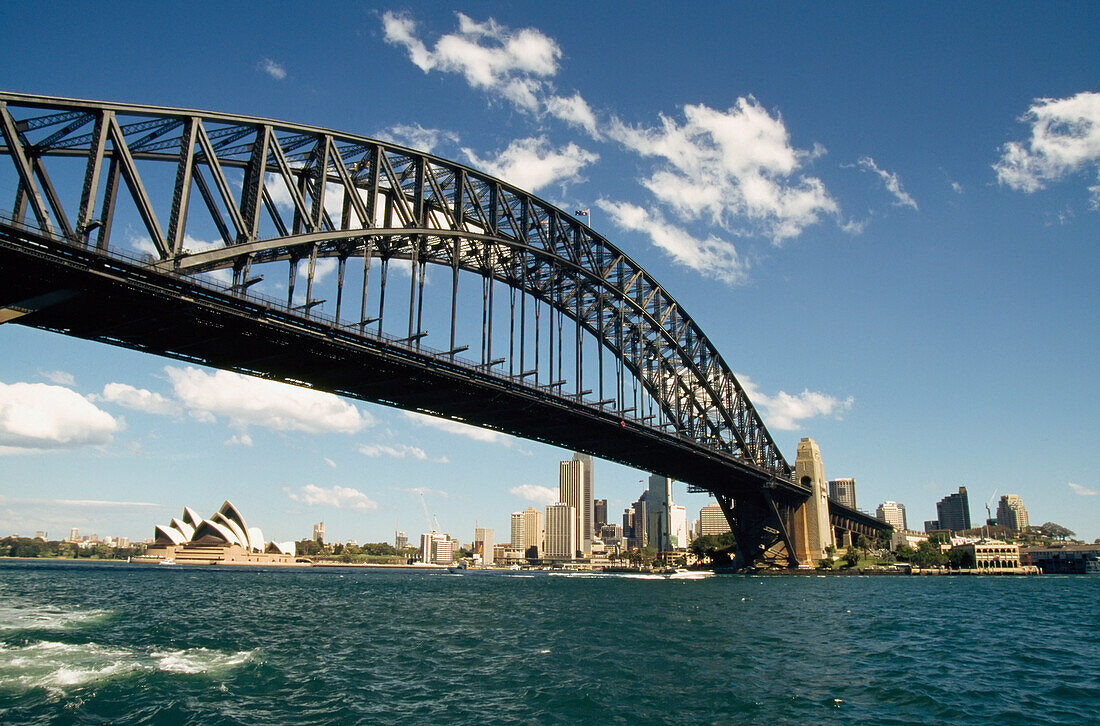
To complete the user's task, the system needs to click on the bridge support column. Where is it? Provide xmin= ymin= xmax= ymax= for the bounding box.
xmin=716 ymin=490 xmax=799 ymax=570
xmin=789 ymin=437 xmax=835 ymax=566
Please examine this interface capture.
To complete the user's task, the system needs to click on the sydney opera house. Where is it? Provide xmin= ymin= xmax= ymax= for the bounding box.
xmin=139 ymin=500 xmax=301 ymax=566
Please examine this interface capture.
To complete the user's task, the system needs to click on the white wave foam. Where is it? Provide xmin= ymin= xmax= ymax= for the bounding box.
xmin=0 ymin=602 xmax=111 ymax=632
xmin=0 ymin=640 xmax=255 ymax=695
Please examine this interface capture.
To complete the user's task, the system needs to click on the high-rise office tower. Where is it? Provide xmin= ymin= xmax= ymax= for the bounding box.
xmin=394 ymin=531 xmax=408 ymax=550
xmin=996 ymin=495 xmax=1029 ymax=532
xmin=560 ymin=456 xmax=592 ymax=554
xmin=512 ymin=507 xmax=543 ymax=557
xmin=313 ymin=521 xmax=325 ymax=542
xmin=544 ymin=502 xmax=577 ymax=559
xmin=594 ymin=499 xmax=607 ymax=531
xmin=828 ymin=478 xmax=857 ymax=509
xmin=647 ymin=474 xmax=674 ymax=551
xmin=631 ymin=491 xmax=649 ymax=548
xmin=669 ymin=504 xmax=688 ymax=549
xmin=699 ymin=503 xmax=732 ymax=536
xmin=936 ymin=487 xmax=971 ymax=532
xmin=876 ymin=501 xmax=907 ymax=531
xmin=474 ymin=527 xmax=494 ymax=566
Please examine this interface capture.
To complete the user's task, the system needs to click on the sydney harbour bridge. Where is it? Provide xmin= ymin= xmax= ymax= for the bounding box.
xmin=0 ymin=92 xmax=884 ymax=568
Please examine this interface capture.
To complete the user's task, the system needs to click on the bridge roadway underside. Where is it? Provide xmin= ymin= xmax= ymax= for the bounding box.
xmin=1 ymin=224 xmax=808 ymax=511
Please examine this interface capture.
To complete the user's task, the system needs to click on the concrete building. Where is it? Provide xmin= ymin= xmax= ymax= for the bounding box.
xmin=891 ymin=529 xmax=929 ymax=551
xmin=628 ymin=491 xmax=649 ymax=548
xmin=935 ymin=487 xmax=971 ymax=532
xmin=545 ymin=502 xmax=577 ymax=560
xmin=394 ymin=531 xmax=408 ymax=551
xmin=599 ymin=523 xmax=623 ymax=547
xmin=1024 ymin=544 xmax=1100 ymax=574
xmin=560 ymin=456 xmax=592 ymax=554
xmin=511 ymin=507 xmax=543 ymax=558
xmin=474 ymin=527 xmax=494 ymax=566
xmin=792 ymin=437 xmax=834 ymax=563
xmin=699 ymin=503 xmax=732 ymax=536
xmin=669 ymin=504 xmax=688 ymax=550
xmin=420 ymin=532 xmax=454 ymax=564
xmin=646 ymin=474 xmax=674 ymax=551
xmin=312 ymin=521 xmax=325 ymax=543
xmin=140 ymin=501 xmax=297 ymax=565
xmin=828 ymin=478 xmax=857 ymax=509
xmin=876 ymin=501 xmax=907 ymax=531
xmin=996 ymin=495 xmax=1029 ymax=532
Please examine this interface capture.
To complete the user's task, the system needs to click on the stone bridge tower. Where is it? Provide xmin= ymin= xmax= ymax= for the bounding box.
xmin=791 ymin=437 xmax=834 ymax=565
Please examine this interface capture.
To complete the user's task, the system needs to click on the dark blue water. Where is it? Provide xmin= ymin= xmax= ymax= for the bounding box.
xmin=0 ymin=561 xmax=1096 ymax=725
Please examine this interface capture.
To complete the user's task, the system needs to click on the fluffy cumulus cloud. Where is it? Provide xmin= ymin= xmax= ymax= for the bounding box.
xmin=608 ymin=99 xmax=837 ymax=242
xmin=856 ymin=156 xmax=918 ymax=210
xmin=100 ymin=382 xmax=176 ymax=415
xmin=598 ymin=199 xmax=746 ymax=284
xmin=359 ymin=442 xmax=438 ymax=462
xmin=0 ymin=381 xmax=122 ymax=453
xmin=994 ymin=92 xmax=1100 ymax=206
xmin=285 ymin=484 xmax=378 ymax=511
xmin=39 ymin=370 xmax=75 ymax=387
xmin=509 ymin=484 xmax=558 ymax=506
xmin=165 ymin=366 xmax=372 ymax=434
xmin=383 ymin=11 xmax=560 ymax=111
xmin=462 ymin=137 xmax=597 ymax=192
xmin=737 ymin=374 xmax=853 ymax=431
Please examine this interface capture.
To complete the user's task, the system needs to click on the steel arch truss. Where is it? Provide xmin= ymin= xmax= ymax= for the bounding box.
xmin=0 ymin=92 xmax=792 ymax=484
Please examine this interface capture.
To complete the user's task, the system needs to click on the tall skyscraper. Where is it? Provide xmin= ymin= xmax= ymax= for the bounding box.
xmin=545 ymin=502 xmax=577 ymax=559
xmin=699 ymin=503 xmax=732 ymax=535
xmin=594 ymin=499 xmax=607 ymax=531
xmin=935 ymin=487 xmax=971 ymax=532
xmin=996 ymin=495 xmax=1029 ymax=532
xmin=394 ymin=531 xmax=408 ymax=550
xmin=876 ymin=501 xmax=907 ymax=530
xmin=631 ymin=492 xmax=649 ymax=548
xmin=647 ymin=474 xmax=674 ymax=551
xmin=313 ymin=521 xmax=325 ymax=542
xmin=560 ymin=455 xmax=593 ymax=554
xmin=669 ymin=504 xmax=688 ymax=549
xmin=512 ymin=507 xmax=543 ymax=557
xmin=828 ymin=478 xmax=857 ymax=509
xmin=474 ymin=527 xmax=494 ymax=566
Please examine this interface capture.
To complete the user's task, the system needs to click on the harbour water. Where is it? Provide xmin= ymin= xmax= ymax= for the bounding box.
xmin=0 ymin=560 xmax=1096 ymax=725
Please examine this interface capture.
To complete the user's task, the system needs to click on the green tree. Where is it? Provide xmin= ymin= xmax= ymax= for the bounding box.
xmin=947 ymin=547 xmax=974 ymax=569
xmin=843 ymin=548 xmax=861 ymax=567
xmin=1037 ymin=522 xmax=1075 ymax=541
xmin=688 ymin=532 xmax=738 ymax=567
xmin=912 ymin=540 xmax=948 ymax=567
xmin=894 ymin=545 xmax=917 ymax=562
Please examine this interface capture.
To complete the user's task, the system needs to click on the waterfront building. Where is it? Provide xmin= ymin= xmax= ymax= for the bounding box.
xmin=594 ymin=499 xmax=607 ymax=531
xmin=935 ymin=487 xmax=971 ymax=532
xmin=545 ymin=502 xmax=577 ymax=560
xmin=512 ymin=506 xmax=543 ymax=558
xmin=891 ymin=529 xmax=929 ymax=551
xmin=560 ymin=454 xmax=593 ymax=554
xmin=312 ymin=521 xmax=325 ymax=543
xmin=699 ymin=503 xmax=732 ymax=536
xmin=1023 ymin=544 xmax=1100 ymax=574
xmin=876 ymin=501 xmax=907 ymax=531
xmin=828 ymin=478 xmax=857 ymax=509
xmin=955 ymin=540 xmax=1021 ymax=569
xmin=647 ymin=474 xmax=675 ymax=551
xmin=996 ymin=495 xmax=1029 ymax=532
xmin=474 ymin=527 xmax=494 ymax=566
xmin=142 ymin=501 xmax=296 ymax=565
xmin=669 ymin=504 xmax=688 ymax=549
xmin=420 ymin=532 xmax=454 ymax=564
xmin=599 ymin=523 xmax=623 ymax=547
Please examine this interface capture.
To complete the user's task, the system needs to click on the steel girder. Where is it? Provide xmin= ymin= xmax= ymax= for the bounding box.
xmin=0 ymin=91 xmax=794 ymax=487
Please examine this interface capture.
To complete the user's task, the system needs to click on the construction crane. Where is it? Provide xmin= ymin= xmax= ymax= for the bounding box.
xmin=984 ymin=489 xmax=998 ymax=539
xmin=418 ymin=490 xmax=441 ymax=534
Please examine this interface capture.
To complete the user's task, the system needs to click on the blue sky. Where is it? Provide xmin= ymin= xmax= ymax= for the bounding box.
xmin=1 ymin=2 xmax=1097 ymax=544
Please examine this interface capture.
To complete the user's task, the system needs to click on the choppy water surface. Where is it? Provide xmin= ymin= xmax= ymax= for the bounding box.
xmin=0 ymin=561 xmax=1096 ymax=725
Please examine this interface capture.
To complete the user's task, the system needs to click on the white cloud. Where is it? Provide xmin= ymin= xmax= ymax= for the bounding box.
xmin=995 ymin=92 xmax=1100 ymax=199
xmin=608 ymin=98 xmax=837 ymax=242
xmin=39 ymin=370 xmax=75 ymax=387
xmin=376 ymin=123 xmax=459 ymax=153
xmin=225 ymin=433 xmax=253 ymax=447
xmin=383 ymin=11 xmax=561 ymax=112
xmin=324 ymin=457 xmax=337 ymax=469
xmin=546 ymin=93 xmax=600 ymax=138
xmin=1068 ymin=482 xmax=1098 ymax=497
xmin=164 ymin=366 xmax=372 ymax=434
xmin=599 ymin=199 xmax=747 ymax=284
xmin=737 ymin=374 xmax=853 ymax=431
xmin=259 ymin=58 xmax=287 ymax=80
xmin=403 ymin=410 xmax=512 ymax=446
xmin=856 ymin=156 xmax=918 ymax=210
xmin=358 ymin=442 xmax=428 ymax=460
xmin=0 ymin=381 xmax=122 ymax=453
xmin=100 ymin=382 xmax=176 ymax=415
xmin=509 ymin=484 xmax=558 ymax=506
xmin=951 ymin=181 xmax=964 ymax=195
xmin=462 ymin=136 xmax=597 ymax=193
xmin=285 ymin=484 xmax=378 ymax=511
xmin=839 ymin=217 xmax=868 ymax=235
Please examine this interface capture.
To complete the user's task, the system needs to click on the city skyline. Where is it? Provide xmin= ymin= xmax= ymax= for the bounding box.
xmin=1 ymin=3 xmax=1097 ymax=543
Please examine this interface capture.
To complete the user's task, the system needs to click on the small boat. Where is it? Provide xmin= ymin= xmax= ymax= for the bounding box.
xmin=158 ymin=557 xmax=175 ymax=566
xmin=667 ymin=569 xmax=713 ymax=580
